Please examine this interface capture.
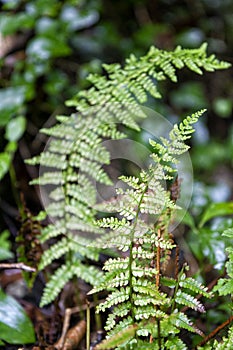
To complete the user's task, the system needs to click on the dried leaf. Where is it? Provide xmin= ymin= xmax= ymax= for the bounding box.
xmin=55 ymin=320 xmax=86 ymax=350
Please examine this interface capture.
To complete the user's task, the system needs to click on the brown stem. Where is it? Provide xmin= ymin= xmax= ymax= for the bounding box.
xmin=175 ymin=245 xmax=180 ymax=280
xmin=195 ymin=315 xmax=233 ymax=348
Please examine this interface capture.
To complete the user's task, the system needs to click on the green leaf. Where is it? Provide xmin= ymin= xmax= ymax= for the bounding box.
xmin=0 ymin=153 xmax=11 ymax=180
xmin=0 ymin=87 xmax=26 ymax=114
xmin=0 ymin=13 xmax=35 ymax=35
xmin=213 ymin=98 xmax=232 ymax=118
xmin=174 ymin=208 xmax=196 ymax=231
xmin=5 ymin=141 xmax=17 ymax=153
xmin=0 ymin=230 xmax=13 ymax=261
xmin=95 ymin=324 xmax=137 ymax=349
xmin=222 ymin=228 xmax=233 ymax=238
xmin=5 ymin=116 xmax=26 ymax=142
xmin=213 ymin=278 xmax=233 ymax=296
xmin=27 ymin=37 xmax=71 ymax=61
xmin=199 ymin=202 xmax=233 ymax=228
xmin=0 ymin=289 xmax=35 ymax=344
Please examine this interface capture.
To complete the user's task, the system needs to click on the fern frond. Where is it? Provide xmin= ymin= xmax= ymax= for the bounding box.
xmin=134 ymin=306 xmax=166 ymax=320
xmin=40 ymin=223 xmax=66 ymax=242
xmin=97 ymin=288 xmax=130 ymax=313
xmin=95 ymin=324 xmax=138 ymax=350
xmin=214 ymin=278 xmax=233 ymax=296
xmin=222 ymin=228 xmax=233 ymax=238
xmin=179 ymin=276 xmax=213 ymax=298
xmin=131 ymin=340 xmax=159 ymax=350
xmin=92 ymin=106 xmax=209 ymax=345
xmin=170 ymin=311 xmax=203 ymax=335
xmin=39 ymin=235 xmax=100 ymax=271
xmin=103 ymin=257 xmax=130 ymax=271
xmin=175 ymin=290 xmax=205 ymax=313
xmin=132 ymin=280 xmax=168 ymax=301
xmin=40 ymin=261 xmax=102 ymax=306
xmin=29 ymin=171 xmax=64 ymax=185
xmin=165 ymin=337 xmax=188 ymax=350
xmin=105 ymin=307 xmax=132 ymax=332
xmin=39 ymin=236 xmax=70 ymax=270
xmin=214 ymin=228 xmax=233 ymax=297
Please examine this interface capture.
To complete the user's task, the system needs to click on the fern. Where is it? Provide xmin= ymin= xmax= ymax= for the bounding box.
xmin=214 ymin=228 xmax=233 ymax=296
xmin=198 ymin=228 xmax=233 ymax=349
xmin=89 ymin=112 xmax=214 ymax=349
xmin=26 ymin=43 xmax=230 ymax=309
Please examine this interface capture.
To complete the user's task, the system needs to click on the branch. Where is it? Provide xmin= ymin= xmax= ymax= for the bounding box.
xmin=196 ymin=315 xmax=233 ymax=348
xmin=0 ymin=262 xmax=36 ymax=272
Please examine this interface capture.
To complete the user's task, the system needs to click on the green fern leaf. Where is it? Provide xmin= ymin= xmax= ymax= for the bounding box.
xmin=213 ymin=325 xmax=233 ymax=349
xmin=179 ymin=276 xmax=213 ymax=298
xmin=175 ymin=290 xmax=205 ymax=312
xmin=214 ymin=278 xmax=233 ymax=296
xmin=165 ymin=337 xmax=188 ymax=350
xmin=170 ymin=311 xmax=203 ymax=335
xmin=95 ymin=324 xmax=138 ymax=350
xmin=39 ymin=236 xmax=70 ymax=270
xmin=97 ymin=288 xmax=130 ymax=313
xmin=106 ymin=315 xmax=133 ymax=334
xmin=134 ymin=306 xmax=166 ymax=320
xmin=105 ymin=307 xmax=132 ymax=332
xmin=40 ymin=261 xmax=102 ymax=307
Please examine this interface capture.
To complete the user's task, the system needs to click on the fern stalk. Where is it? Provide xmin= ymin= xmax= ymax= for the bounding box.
xmin=128 ymin=182 xmax=149 ymax=323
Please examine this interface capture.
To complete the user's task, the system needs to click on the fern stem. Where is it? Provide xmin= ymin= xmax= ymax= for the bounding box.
xmin=86 ymin=299 xmax=91 ymax=350
xmin=128 ymin=182 xmax=149 ymax=323
xmin=93 ymin=294 xmax=102 ymax=331
xmin=171 ymin=264 xmax=186 ymax=312
xmin=156 ymin=228 xmax=161 ymax=289
xmin=195 ymin=315 xmax=233 ymax=349
xmin=157 ymin=318 xmax=162 ymax=350
xmin=9 ymin=163 xmax=23 ymax=216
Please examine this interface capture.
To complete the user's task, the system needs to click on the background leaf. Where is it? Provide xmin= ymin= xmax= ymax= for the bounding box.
xmin=0 ymin=289 xmax=35 ymax=344
xmin=5 ymin=116 xmax=26 ymax=142
xmin=0 ymin=230 xmax=13 ymax=261
xmin=199 ymin=202 xmax=233 ymax=227
xmin=0 ymin=153 xmax=11 ymax=181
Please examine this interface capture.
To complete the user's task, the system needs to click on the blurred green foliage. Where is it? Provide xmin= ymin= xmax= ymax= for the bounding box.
xmin=0 ymin=0 xmax=101 ymax=183
xmin=0 ymin=230 xmax=13 ymax=260
xmin=0 ymin=0 xmax=232 ymax=185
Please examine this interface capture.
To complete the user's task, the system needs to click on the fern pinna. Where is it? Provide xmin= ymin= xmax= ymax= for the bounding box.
xmin=89 ymin=111 xmax=214 ymax=350
xmin=195 ymin=228 xmax=233 ymax=350
xmin=26 ymin=43 xmax=230 ymax=308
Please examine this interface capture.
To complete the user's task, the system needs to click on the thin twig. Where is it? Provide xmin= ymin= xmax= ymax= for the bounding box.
xmin=54 ymin=299 xmax=104 ymax=349
xmin=0 ymin=262 xmax=36 ymax=272
xmin=195 ymin=315 xmax=233 ymax=348
xmin=54 ymin=308 xmax=72 ymax=350
xmin=65 ymin=299 xmax=104 ymax=315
